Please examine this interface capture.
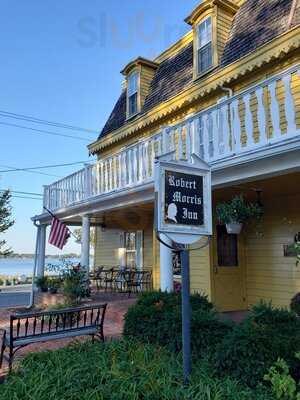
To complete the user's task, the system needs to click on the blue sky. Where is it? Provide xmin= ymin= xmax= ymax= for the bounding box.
xmin=0 ymin=0 xmax=199 ymax=255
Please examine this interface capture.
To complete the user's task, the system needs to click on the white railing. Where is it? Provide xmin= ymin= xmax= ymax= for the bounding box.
xmin=44 ymin=63 xmax=300 ymax=211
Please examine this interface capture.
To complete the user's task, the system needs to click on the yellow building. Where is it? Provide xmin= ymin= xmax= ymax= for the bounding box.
xmin=33 ymin=0 xmax=300 ymax=311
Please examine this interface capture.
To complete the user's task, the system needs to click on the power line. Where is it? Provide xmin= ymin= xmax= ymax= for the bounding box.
xmin=0 ymin=160 xmax=94 ymax=173
xmin=10 ymin=195 xmax=42 ymax=201
xmin=0 ymin=110 xmax=98 ymax=135
xmin=0 ymin=121 xmax=92 ymax=142
xmin=0 ymin=189 xmax=43 ymax=196
xmin=0 ymin=164 xmax=61 ymax=178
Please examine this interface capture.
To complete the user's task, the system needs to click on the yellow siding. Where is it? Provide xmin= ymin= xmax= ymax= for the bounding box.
xmin=94 ymin=228 xmax=123 ymax=267
xmin=94 ymin=226 xmax=153 ymax=273
xmin=152 ymin=228 xmax=160 ymax=289
xmin=140 ymin=65 xmax=156 ymax=109
xmin=144 ymin=226 xmax=153 ymax=272
xmin=190 ymin=244 xmax=212 ymax=299
xmin=216 ymin=7 xmax=234 ymax=61
xmin=245 ymin=193 xmax=300 ymax=309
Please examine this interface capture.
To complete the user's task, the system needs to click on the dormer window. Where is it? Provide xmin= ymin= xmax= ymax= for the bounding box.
xmin=127 ymin=71 xmax=139 ymax=117
xmin=197 ymin=16 xmax=212 ymax=75
xmin=185 ymin=0 xmax=238 ymax=80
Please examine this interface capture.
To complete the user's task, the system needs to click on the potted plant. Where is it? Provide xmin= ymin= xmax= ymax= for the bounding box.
xmin=35 ymin=276 xmax=49 ymax=292
xmin=216 ymin=195 xmax=263 ymax=234
xmin=48 ymin=277 xmax=61 ymax=294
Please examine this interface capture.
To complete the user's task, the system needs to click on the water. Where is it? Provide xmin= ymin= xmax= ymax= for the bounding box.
xmin=0 ymin=257 xmax=81 ymax=277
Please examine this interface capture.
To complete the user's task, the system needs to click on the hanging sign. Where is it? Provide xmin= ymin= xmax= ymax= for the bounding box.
xmin=155 ymin=152 xmax=212 ymax=245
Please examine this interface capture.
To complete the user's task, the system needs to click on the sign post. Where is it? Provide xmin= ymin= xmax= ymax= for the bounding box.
xmin=154 ymin=152 xmax=212 ymax=384
xmin=180 ymin=248 xmax=191 ymax=383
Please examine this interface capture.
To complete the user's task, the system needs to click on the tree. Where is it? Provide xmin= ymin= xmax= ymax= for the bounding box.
xmin=73 ymin=227 xmax=95 ymax=248
xmin=0 ymin=190 xmax=14 ymax=256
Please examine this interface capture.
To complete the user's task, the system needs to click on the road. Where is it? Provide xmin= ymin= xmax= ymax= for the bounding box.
xmin=0 ymin=286 xmax=31 ymax=308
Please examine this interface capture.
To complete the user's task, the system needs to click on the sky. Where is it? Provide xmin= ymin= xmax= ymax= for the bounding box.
xmin=0 ymin=0 xmax=199 ymax=255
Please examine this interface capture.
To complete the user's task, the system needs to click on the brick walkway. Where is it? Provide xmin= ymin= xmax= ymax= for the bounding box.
xmin=0 ymin=291 xmax=137 ymax=379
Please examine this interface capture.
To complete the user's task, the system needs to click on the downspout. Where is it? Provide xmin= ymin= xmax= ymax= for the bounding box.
xmin=220 ymin=85 xmax=233 ymax=98
xmin=27 ymin=221 xmax=40 ymax=308
xmin=288 ymin=0 xmax=298 ymax=29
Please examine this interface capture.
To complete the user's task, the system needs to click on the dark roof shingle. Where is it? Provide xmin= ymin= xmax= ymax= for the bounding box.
xmin=221 ymin=0 xmax=295 ymax=66
xmin=98 ymin=0 xmax=299 ymax=140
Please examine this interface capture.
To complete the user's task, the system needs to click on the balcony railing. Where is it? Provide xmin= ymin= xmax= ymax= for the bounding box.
xmin=44 ymin=63 xmax=300 ymax=211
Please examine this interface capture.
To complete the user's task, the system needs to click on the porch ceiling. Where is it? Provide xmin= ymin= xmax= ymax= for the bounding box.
xmin=213 ymin=171 xmax=300 ymax=203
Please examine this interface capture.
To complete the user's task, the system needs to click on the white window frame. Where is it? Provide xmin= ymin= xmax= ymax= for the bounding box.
xmin=196 ymin=16 xmax=213 ymax=76
xmin=123 ymin=231 xmax=143 ymax=270
xmin=127 ymin=70 xmax=139 ymax=118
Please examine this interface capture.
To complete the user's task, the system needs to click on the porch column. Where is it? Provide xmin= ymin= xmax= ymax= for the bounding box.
xmin=160 ymin=235 xmax=173 ymax=292
xmin=36 ymin=224 xmax=47 ymax=278
xmin=81 ymin=215 xmax=90 ymax=272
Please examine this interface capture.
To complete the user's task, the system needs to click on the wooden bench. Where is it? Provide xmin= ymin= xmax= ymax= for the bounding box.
xmin=0 ymin=303 xmax=107 ymax=371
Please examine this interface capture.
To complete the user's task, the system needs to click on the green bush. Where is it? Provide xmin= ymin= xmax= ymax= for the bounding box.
xmin=62 ymin=266 xmax=90 ymax=305
xmin=0 ymin=278 xmax=4 ymax=286
xmin=0 ymin=339 xmax=273 ymax=400
xmin=124 ymin=291 xmax=233 ymax=357
xmin=250 ymin=301 xmax=299 ymax=327
xmin=214 ymin=303 xmax=300 ymax=387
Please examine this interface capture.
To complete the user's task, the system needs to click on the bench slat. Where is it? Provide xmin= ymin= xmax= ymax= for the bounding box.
xmin=8 ymin=327 xmax=99 ymax=347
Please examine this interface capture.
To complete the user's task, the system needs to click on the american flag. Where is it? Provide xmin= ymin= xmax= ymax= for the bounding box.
xmin=48 ymin=217 xmax=70 ymax=250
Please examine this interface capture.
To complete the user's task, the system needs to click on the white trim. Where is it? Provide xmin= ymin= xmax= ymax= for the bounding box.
xmin=136 ymin=230 xmax=143 ymax=270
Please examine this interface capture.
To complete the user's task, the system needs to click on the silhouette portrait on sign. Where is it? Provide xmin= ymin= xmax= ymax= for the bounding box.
xmin=166 ymin=203 xmax=178 ymax=223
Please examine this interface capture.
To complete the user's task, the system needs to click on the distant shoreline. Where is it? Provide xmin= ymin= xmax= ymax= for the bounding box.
xmin=1 ymin=253 xmax=80 ymax=260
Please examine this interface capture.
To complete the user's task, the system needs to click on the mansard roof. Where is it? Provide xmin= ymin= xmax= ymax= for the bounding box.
xmin=99 ymin=0 xmax=300 ymax=140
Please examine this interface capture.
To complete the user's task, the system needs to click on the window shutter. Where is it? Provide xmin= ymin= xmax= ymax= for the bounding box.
xmin=136 ymin=230 xmax=144 ymax=270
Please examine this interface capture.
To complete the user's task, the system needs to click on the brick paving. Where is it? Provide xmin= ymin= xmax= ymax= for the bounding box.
xmin=0 ymin=290 xmax=137 ymax=379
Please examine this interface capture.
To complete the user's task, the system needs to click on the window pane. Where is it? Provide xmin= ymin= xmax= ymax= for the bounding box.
xmin=128 ymin=72 xmax=138 ymax=95
xmin=125 ymin=232 xmax=136 ymax=268
xmin=125 ymin=232 xmax=136 ymax=251
xmin=198 ymin=17 xmax=211 ymax=47
xmin=129 ymin=93 xmax=138 ymax=116
xmin=217 ymin=225 xmax=238 ymax=267
xmin=198 ymin=43 xmax=212 ymax=74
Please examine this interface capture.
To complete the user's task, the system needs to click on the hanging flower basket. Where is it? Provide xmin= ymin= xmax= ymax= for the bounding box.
xmin=226 ymin=223 xmax=243 ymax=235
xmin=216 ymin=195 xmax=263 ymax=235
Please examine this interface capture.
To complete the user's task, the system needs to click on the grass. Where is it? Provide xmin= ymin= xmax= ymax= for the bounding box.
xmin=0 ymin=339 xmax=273 ymax=400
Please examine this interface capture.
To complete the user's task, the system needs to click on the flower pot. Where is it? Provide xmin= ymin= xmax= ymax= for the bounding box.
xmin=226 ymin=223 xmax=243 ymax=234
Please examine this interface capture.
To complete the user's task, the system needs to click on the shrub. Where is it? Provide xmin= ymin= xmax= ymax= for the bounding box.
xmin=0 ymin=278 xmax=4 ymax=286
xmin=47 ymin=277 xmax=61 ymax=294
xmin=123 ymin=291 xmax=233 ymax=357
xmin=0 ymin=339 xmax=274 ymax=400
xmin=214 ymin=303 xmax=300 ymax=387
xmin=62 ymin=265 xmax=90 ymax=305
xmin=250 ymin=301 xmax=299 ymax=326
xmin=291 ymin=294 xmax=300 ymax=317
